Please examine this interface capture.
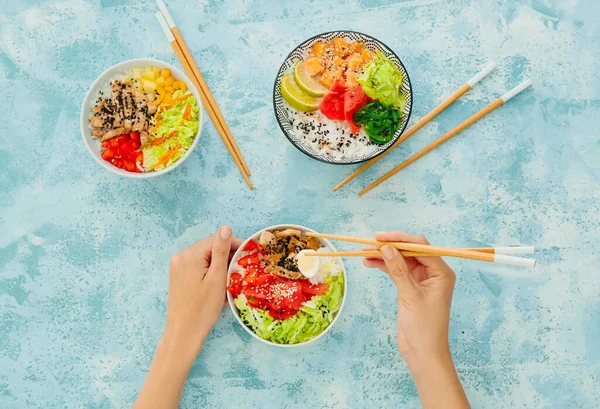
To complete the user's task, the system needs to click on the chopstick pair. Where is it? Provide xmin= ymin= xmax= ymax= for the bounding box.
xmin=304 ymin=232 xmax=536 ymax=268
xmin=155 ymin=1 xmax=253 ymax=189
xmin=333 ymin=62 xmax=533 ymax=195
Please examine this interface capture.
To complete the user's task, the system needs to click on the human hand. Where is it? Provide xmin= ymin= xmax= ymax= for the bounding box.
xmin=162 ymin=226 xmax=243 ymax=361
xmin=363 ymin=231 xmax=456 ymax=366
xmin=133 ymin=227 xmax=243 ymax=409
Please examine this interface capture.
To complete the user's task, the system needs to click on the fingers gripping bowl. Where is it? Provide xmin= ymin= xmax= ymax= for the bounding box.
xmin=81 ymin=58 xmax=203 ymax=178
xmin=227 ymin=225 xmax=346 ymax=347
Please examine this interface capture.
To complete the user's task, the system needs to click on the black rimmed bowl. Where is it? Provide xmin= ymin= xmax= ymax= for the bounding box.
xmin=273 ymin=30 xmax=413 ymax=165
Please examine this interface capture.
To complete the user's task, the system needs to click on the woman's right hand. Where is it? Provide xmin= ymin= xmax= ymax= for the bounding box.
xmin=364 ymin=231 xmax=470 ymax=409
xmin=363 ymin=231 xmax=456 ymax=364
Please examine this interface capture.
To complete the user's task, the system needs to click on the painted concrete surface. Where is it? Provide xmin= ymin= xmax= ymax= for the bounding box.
xmin=1 ymin=0 xmax=599 ymax=407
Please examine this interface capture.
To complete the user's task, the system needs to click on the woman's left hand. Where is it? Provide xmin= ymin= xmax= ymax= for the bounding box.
xmin=163 ymin=226 xmax=243 ymax=360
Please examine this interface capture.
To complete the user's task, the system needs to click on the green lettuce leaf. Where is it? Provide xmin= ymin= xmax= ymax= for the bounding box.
xmin=357 ymin=50 xmax=406 ymax=110
xmin=234 ymin=272 xmax=345 ymax=345
xmin=143 ymin=90 xmax=200 ymax=170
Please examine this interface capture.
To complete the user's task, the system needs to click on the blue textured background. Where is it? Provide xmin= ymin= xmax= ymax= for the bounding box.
xmin=1 ymin=0 xmax=599 ymax=408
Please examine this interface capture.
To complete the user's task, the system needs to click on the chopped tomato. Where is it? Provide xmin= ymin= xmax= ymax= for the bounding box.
xmin=123 ymin=160 xmax=136 ymax=172
xmin=243 ymin=240 xmax=259 ymax=252
xmin=238 ymin=253 xmax=261 ymax=267
xmin=344 ymin=85 xmax=369 ymax=134
xmin=101 ymin=148 xmax=114 ymax=161
xmin=226 ymin=273 xmax=243 ymax=298
xmin=300 ymin=281 xmax=330 ymax=295
xmin=130 ymin=131 xmax=140 ymax=141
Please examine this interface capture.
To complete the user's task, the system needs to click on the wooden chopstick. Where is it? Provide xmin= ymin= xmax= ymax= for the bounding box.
xmin=358 ymin=80 xmax=532 ymax=196
xmin=306 ymin=232 xmax=536 ymax=267
xmin=333 ymin=62 xmax=497 ymax=192
xmin=155 ymin=7 xmax=253 ymax=189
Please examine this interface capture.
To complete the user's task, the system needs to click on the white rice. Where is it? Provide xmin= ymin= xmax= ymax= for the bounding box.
xmin=286 ymin=108 xmax=379 ymax=161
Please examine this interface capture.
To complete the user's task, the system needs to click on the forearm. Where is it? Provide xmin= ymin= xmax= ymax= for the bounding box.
xmin=407 ymin=349 xmax=470 ymax=409
xmin=133 ymin=337 xmax=200 ymax=409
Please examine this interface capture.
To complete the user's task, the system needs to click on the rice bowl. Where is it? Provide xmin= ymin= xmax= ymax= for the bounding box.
xmin=227 ymin=224 xmax=347 ymax=347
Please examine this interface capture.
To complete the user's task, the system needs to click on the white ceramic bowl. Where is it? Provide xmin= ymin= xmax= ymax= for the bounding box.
xmin=80 ymin=58 xmax=203 ymax=178
xmin=227 ymin=224 xmax=347 ymax=348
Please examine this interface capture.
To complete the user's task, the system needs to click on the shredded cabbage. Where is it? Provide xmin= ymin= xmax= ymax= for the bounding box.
xmin=234 ymin=270 xmax=345 ymax=345
xmin=357 ymin=50 xmax=406 ymax=110
xmin=143 ymin=90 xmax=199 ymax=170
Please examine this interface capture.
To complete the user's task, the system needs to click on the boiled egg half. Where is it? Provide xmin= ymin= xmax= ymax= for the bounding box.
xmin=297 ymin=249 xmax=319 ymax=279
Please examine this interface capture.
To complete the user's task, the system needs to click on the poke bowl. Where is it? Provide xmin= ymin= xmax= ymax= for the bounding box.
xmin=80 ymin=58 xmax=203 ymax=178
xmin=273 ymin=31 xmax=413 ymax=165
xmin=226 ymin=224 xmax=347 ymax=347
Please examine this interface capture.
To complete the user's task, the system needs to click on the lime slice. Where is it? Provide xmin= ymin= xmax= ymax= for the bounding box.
xmin=280 ymin=74 xmax=320 ymax=112
xmin=294 ymin=62 xmax=328 ymax=97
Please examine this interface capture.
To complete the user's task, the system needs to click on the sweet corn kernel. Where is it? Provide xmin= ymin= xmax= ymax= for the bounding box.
xmin=156 ymin=76 xmax=165 ymax=86
xmin=156 ymin=86 xmax=165 ymax=96
xmin=161 ymin=69 xmax=171 ymax=78
xmin=164 ymin=77 xmax=174 ymax=86
xmin=179 ymin=82 xmax=187 ymax=91
xmin=165 ymin=86 xmax=174 ymax=94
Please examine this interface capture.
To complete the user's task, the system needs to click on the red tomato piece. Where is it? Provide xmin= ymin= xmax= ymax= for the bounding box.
xmin=226 ymin=283 xmax=242 ymax=298
xmin=300 ymin=280 xmax=330 ymax=295
xmin=244 ymin=270 xmax=260 ymax=284
xmin=243 ymin=240 xmax=258 ymax=252
xmin=238 ymin=253 xmax=260 ymax=267
xmin=136 ymin=152 xmax=143 ymax=163
xmin=130 ymin=131 xmax=140 ymax=141
xmin=123 ymin=160 xmax=136 ymax=172
xmin=110 ymin=139 xmax=120 ymax=149
xmin=344 ymin=86 xmax=369 ymax=134
xmin=101 ymin=149 xmax=114 ymax=161
xmin=229 ymin=272 xmax=243 ymax=287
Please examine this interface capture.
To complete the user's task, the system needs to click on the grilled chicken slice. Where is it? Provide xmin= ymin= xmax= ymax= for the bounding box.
xmin=275 ymin=229 xmax=302 ymax=238
xmin=101 ymin=127 xmax=126 ymax=141
xmin=259 ymin=231 xmax=277 ymax=248
xmin=265 ymin=265 xmax=303 ymax=280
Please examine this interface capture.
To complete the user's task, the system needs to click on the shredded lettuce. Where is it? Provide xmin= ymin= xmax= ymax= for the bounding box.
xmin=357 ymin=50 xmax=406 ymax=110
xmin=143 ymin=90 xmax=199 ymax=170
xmin=234 ymin=271 xmax=345 ymax=345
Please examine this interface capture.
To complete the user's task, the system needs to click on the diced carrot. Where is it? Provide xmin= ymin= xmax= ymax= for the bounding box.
xmin=152 ymin=147 xmax=180 ymax=168
xmin=152 ymin=130 xmax=178 ymax=146
xmin=332 ymin=38 xmax=350 ymax=57
xmin=310 ymin=41 xmax=331 ymax=58
xmin=304 ymin=58 xmax=324 ymax=76
xmin=182 ymin=104 xmax=191 ymax=120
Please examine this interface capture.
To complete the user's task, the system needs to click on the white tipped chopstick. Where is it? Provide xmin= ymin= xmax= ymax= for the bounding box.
xmin=305 ymin=232 xmax=536 ymax=268
xmin=333 ymin=61 xmax=497 ymax=191
xmin=359 ymin=79 xmax=533 ymax=195
xmin=155 ymin=1 xmax=253 ymax=188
